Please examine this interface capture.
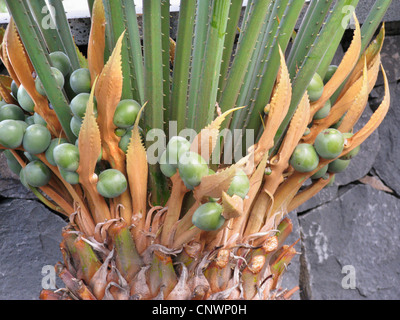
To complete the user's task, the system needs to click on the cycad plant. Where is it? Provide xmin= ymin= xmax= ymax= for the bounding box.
xmin=0 ymin=0 xmax=391 ymax=300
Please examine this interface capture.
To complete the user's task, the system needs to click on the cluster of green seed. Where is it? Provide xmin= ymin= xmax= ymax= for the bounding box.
xmin=160 ymin=136 xmax=250 ymax=231
xmin=0 ymin=51 xmax=142 ymax=199
xmin=289 ymin=65 xmax=360 ymax=185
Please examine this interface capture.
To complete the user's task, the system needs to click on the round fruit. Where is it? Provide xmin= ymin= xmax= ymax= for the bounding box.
xmin=192 ymin=202 xmax=225 ymax=231
xmin=340 ymin=133 xmax=360 ymax=160
xmin=330 ymin=114 xmax=345 ymax=129
xmin=113 ymin=99 xmax=141 ymax=129
xmin=310 ymin=164 xmax=328 ymax=180
xmin=314 ymin=128 xmax=345 ymax=159
xmin=326 ymin=174 xmax=335 ymax=187
xmin=45 ymin=138 xmax=68 ymax=166
xmin=0 ymin=119 xmax=24 ymax=148
xmin=0 ymin=104 xmax=25 ymax=121
xmin=19 ymin=167 xmax=29 ymax=188
xmin=70 ymin=116 xmax=82 ymax=137
xmin=69 ymin=68 xmax=91 ymax=94
xmin=307 ymin=73 xmax=324 ymax=102
xmin=59 ymin=167 xmax=79 ymax=185
xmin=53 ymin=143 xmax=80 ymax=172
xmin=22 ymin=124 xmax=51 ymax=154
xmin=24 ymin=152 xmax=39 ymax=162
xmin=290 ymin=143 xmax=319 ymax=173
xmin=25 ymin=115 xmax=35 ymax=125
xmin=324 ymin=65 xmax=338 ymax=84
xmin=70 ymin=93 xmax=97 ymax=118
xmin=0 ymin=100 xmax=6 ymax=107
xmin=49 ymin=51 xmax=72 ymax=77
xmin=96 ymin=169 xmax=127 ymax=198
xmin=159 ymin=150 xmax=177 ymax=178
xmin=328 ymin=158 xmax=350 ymax=173
xmin=3 ymin=149 xmax=22 ymax=175
xmin=17 ymin=85 xmax=35 ymax=112
xmin=33 ymin=112 xmax=47 ymax=126
xmin=227 ymin=169 xmax=250 ymax=199
xmin=24 ymin=160 xmax=51 ymax=187
xmin=36 ymin=67 xmax=65 ymax=97
xmin=166 ymin=136 xmax=191 ymax=168
xmin=178 ymin=151 xmax=209 ymax=189
xmin=16 ymin=120 xmax=28 ymax=132
xmin=119 ymin=129 xmax=132 ymax=153
xmin=313 ymin=99 xmax=331 ymax=120
xmin=11 ymin=80 xmax=19 ymax=98
xmin=115 ymin=128 xmax=127 ymax=137
xmin=35 ymin=77 xmax=46 ymax=96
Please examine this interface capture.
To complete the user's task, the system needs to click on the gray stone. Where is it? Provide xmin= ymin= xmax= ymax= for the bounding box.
xmin=0 ymin=199 xmax=67 ymax=300
xmin=372 ymin=82 xmax=400 ymax=195
xmin=0 ymin=153 xmax=35 ymax=200
xmin=279 ymin=211 xmax=301 ymax=300
xmin=376 ymin=35 xmax=400 ymax=86
xmin=299 ymin=184 xmax=400 ymax=299
xmin=297 ymin=184 xmax=339 ymax=213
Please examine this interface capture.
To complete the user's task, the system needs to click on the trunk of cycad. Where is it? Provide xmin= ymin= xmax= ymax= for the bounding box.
xmin=0 ymin=0 xmax=392 ymax=300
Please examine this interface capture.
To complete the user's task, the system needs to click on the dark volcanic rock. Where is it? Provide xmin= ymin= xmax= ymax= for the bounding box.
xmin=0 ymin=153 xmax=35 ymax=200
xmin=0 ymin=199 xmax=67 ymax=300
xmin=279 ymin=211 xmax=301 ymax=300
xmin=299 ymin=184 xmax=400 ymax=300
xmin=372 ymin=82 xmax=400 ymax=195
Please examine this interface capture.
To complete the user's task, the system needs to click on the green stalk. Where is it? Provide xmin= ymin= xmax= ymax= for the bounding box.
xmin=230 ymin=0 xmax=280 ymax=131
xmin=245 ymin=0 xmax=305 ymax=133
xmin=217 ymin=0 xmax=271 ymax=127
xmin=102 ymin=0 xmax=113 ymax=61
xmin=170 ymin=0 xmax=196 ymax=133
xmin=6 ymin=0 xmax=75 ymax=142
xmin=161 ymin=0 xmax=171 ymax=125
xmin=360 ymin=0 xmax=392 ymax=53
xmin=48 ymin=0 xmax=81 ymax=71
xmin=217 ymin=0 xmax=244 ymax=101
xmin=142 ymin=0 xmax=168 ymax=205
xmin=272 ymin=0 xmax=358 ymax=154
xmin=287 ymin=0 xmax=333 ymax=78
xmin=27 ymin=0 xmax=66 ymax=53
xmin=329 ymin=0 xmax=391 ymax=104
xmin=194 ymin=0 xmax=232 ymax=131
xmin=87 ymin=0 xmax=95 ymax=16
xmin=186 ymin=0 xmax=212 ymax=130
xmin=121 ymin=0 xmax=145 ymax=104
xmin=106 ymin=2 xmax=133 ymax=100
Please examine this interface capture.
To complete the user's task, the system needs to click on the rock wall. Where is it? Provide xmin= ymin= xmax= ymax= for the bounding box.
xmin=0 ymin=3 xmax=399 ymax=300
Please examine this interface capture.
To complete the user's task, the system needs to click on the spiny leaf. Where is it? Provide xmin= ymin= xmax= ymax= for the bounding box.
xmin=193 ymin=164 xmax=239 ymax=201
xmin=287 ymin=173 xmax=334 ymax=212
xmin=126 ymin=103 xmax=148 ymax=253
xmin=310 ymin=13 xmax=362 ymax=119
xmin=0 ymin=74 xmax=17 ymax=104
xmin=190 ymin=106 xmax=244 ymax=162
xmin=263 ymin=91 xmax=310 ymax=197
xmin=339 ymin=24 xmax=385 ymax=100
xmin=88 ymin=0 xmax=106 ymax=85
xmin=95 ymin=31 xmax=126 ymax=169
xmin=221 ymin=192 xmax=243 ymax=220
xmin=4 ymin=20 xmax=61 ymax=135
xmin=253 ymin=46 xmax=292 ymax=167
xmin=77 ymin=77 xmax=111 ymax=224
xmin=342 ymin=64 xmax=390 ymax=156
xmin=337 ymin=59 xmax=369 ymax=133
xmin=78 ymin=77 xmax=102 ymax=180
